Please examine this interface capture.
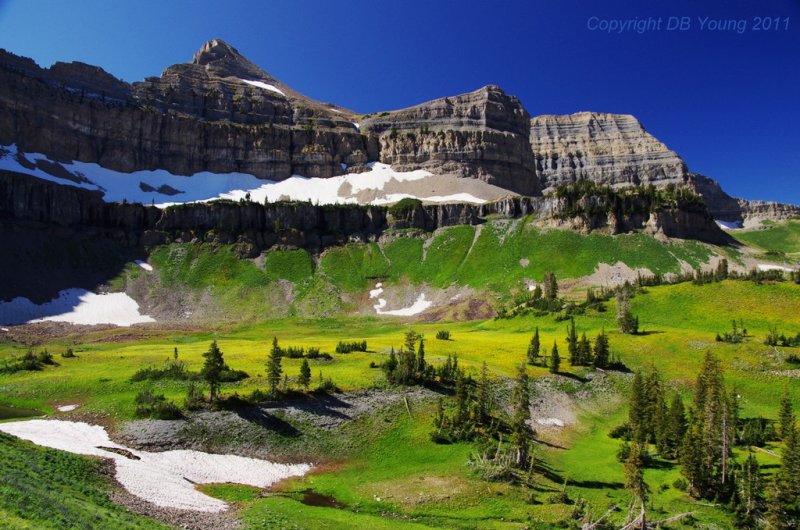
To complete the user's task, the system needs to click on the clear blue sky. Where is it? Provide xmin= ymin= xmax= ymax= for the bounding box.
xmin=0 ymin=0 xmax=798 ymax=204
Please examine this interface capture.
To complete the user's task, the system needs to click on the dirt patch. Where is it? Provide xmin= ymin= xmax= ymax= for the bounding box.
xmin=581 ymin=261 xmax=654 ymax=288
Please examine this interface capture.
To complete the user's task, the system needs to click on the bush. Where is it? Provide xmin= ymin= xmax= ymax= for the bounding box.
xmin=315 ymin=377 xmax=339 ymax=394
xmin=608 ymin=423 xmax=631 ymax=440
xmin=435 ymin=330 xmax=451 ymax=340
xmin=131 ymin=361 xmax=195 ymax=382
xmin=134 ymin=391 xmax=182 ymax=419
xmin=60 ymin=348 xmax=75 ymax=358
xmin=183 ymin=383 xmax=205 ymax=411
xmin=219 ymin=368 xmax=249 ymax=382
xmin=335 ymin=340 xmax=367 ymax=354
xmin=672 ymin=478 xmax=688 ymax=491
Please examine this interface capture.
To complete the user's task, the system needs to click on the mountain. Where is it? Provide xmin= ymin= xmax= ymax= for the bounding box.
xmin=0 ymin=38 xmax=797 ymax=225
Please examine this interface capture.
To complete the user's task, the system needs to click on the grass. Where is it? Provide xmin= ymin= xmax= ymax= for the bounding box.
xmin=733 ymin=219 xmax=800 ymax=256
xmin=0 ymin=433 xmax=168 ymax=529
xmin=0 ymin=260 xmax=800 ymax=528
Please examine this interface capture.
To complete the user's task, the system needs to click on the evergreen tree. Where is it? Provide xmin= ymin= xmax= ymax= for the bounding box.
xmin=629 ymin=370 xmax=647 ymax=443
xmin=783 ymin=425 xmax=800 ymax=500
xmin=577 ymin=332 xmax=592 ymax=366
xmin=510 ymin=363 xmax=534 ymax=467
xmin=532 ymin=284 xmax=543 ymax=301
xmin=266 ymin=337 xmax=283 ymax=397
xmin=624 ymin=442 xmax=649 ymax=505
xmin=566 ymin=317 xmax=578 ymax=365
xmin=733 ymin=451 xmax=763 ymax=526
xmin=779 ymin=388 xmax=796 ymax=441
xmin=454 ymin=368 xmax=471 ymax=427
xmin=527 ymin=327 xmax=541 ymax=366
xmin=663 ymin=393 xmax=687 ymax=458
xmin=765 ymin=475 xmax=794 ymax=530
xmin=298 ymin=358 xmax=311 ymax=390
xmin=404 ymin=330 xmax=420 ymax=353
xmin=475 ymin=361 xmax=491 ymax=426
xmin=593 ymin=330 xmax=610 ymax=369
xmin=549 ymin=341 xmax=560 ymax=374
xmin=543 ymin=271 xmax=558 ymax=300
xmin=616 ymin=289 xmax=639 ymax=334
xmin=416 ymin=337 xmax=427 ymax=377
xmin=200 ymin=340 xmax=225 ymax=402
xmin=383 ymin=347 xmax=398 ymax=382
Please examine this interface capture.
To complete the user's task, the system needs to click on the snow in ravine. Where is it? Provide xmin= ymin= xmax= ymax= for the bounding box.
xmin=0 ymin=144 xmax=486 ymax=207
xmin=0 ymin=288 xmax=154 ymax=326
xmin=0 ymin=420 xmax=310 ymax=512
xmin=757 ymin=264 xmax=794 ymax=272
xmin=238 ymin=78 xmax=286 ymax=96
xmin=715 ymin=219 xmax=743 ymax=230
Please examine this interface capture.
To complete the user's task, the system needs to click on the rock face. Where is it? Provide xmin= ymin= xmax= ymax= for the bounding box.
xmin=530 ymin=112 xmax=688 ymax=191
xmin=0 ymin=40 xmax=796 ymax=224
xmin=360 ymin=86 xmax=540 ymax=195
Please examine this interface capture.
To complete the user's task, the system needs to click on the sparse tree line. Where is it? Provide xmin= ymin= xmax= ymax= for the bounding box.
xmin=617 ymin=352 xmax=800 ymax=528
xmin=526 ymin=320 xmax=625 ymax=372
xmin=131 ymin=337 xmax=346 ymax=419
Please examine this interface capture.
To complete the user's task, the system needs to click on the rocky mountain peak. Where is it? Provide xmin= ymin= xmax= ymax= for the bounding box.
xmin=190 ymin=38 xmax=269 ymax=81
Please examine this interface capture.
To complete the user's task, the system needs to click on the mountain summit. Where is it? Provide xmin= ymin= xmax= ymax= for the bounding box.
xmin=190 ymin=38 xmax=272 ymax=81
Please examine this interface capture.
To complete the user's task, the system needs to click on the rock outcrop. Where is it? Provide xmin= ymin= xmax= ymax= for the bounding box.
xmin=360 ymin=86 xmax=540 ymax=195
xmin=530 ymin=112 xmax=688 ymax=191
xmin=0 ymin=40 xmax=796 ymax=225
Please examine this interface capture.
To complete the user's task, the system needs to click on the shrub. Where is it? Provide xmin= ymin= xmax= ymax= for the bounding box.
xmin=435 ymin=330 xmax=451 ymax=340
xmin=672 ymin=478 xmax=688 ymax=491
xmin=61 ymin=348 xmax=75 ymax=358
xmin=131 ymin=360 xmax=195 ymax=382
xmin=315 ymin=377 xmax=339 ymax=394
xmin=335 ymin=340 xmax=367 ymax=354
xmin=134 ymin=391 xmax=182 ymax=420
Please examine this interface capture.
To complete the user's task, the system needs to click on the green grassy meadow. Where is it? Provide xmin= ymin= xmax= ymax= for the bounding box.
xmin=2 ymin=221 xmax=800 ymax=528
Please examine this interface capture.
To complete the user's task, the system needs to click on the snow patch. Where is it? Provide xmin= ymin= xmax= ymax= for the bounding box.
xmin=239 ymin=79 xmax=286 ymax=96
xmin=0 ymin=420 xmax=310 ymax=512
xmin=535 ymin=417 xmax=565 ymax=427
xmin=0 ymin=144 xmax=487 ymax=207
xmin=757 ymin=264 xmax=793 ymax=272
xmin=134 ymin=260 xmax=153 ymax=272
xmin=715 ymin=219 xmax=742 ymax=230
xmin=57 ymin=405 xmax=79 ymax=412
xmin=0 ymin=288 xmax=155 ymax=327
xmin=375 ymin=293 xmax=432 ymax=316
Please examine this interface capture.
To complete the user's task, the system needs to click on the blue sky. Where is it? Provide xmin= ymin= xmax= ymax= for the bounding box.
xmin=0 ymin=0 xmax=798 ymax=203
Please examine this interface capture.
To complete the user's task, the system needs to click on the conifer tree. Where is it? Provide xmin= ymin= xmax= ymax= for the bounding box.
xmin=416 ymin=337 xmax=426 ymax=377
xmin=454 ymin=368 xmax=471 ymax=427
xmin=577 ymin=332 xmax=592 ymax=366
xmin=624 ymin=442 xmax=649 ymax=505
xmin=543 ymin=271 xmax=558 ymax=300
xmin=663 ymin=393 xmax=687 ymax=458
xmin=549 ymin=341 xmax=560 ymax=374
xmin=629 ymin=370 xmax=647 ymax=443
xmin=383 ymin=347 xmax=398 ymax=383
xmin=475 ymin=361 xmax=491 ymax=426
xmin=566 ymin=317 xmax=578 ymax=365
xmin=733 ymin=451 xmax=763 ymax=525
xmin=510 ymin=363 xmax=533 ymax=467
xmin=616 ymin=289 xmax=639 ymax=334
xmin=527 ymin=328 xmax=541 ymax=366
xmin=200 ymin=340 xmax=225 ymax=402
xmin=779 ymin=388 xmax=796 ymax=441
xmin=266 ymin=336 xmax=283 ymax=397
xmin=593 ymin=330 xmax=610 ymax=369
xmin=766 ymin=474 xmax=795 ymax=530
xmin=298 ymin=358 xmax=311 ymax=390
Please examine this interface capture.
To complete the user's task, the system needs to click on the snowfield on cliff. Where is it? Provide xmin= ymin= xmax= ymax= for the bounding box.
xmin=0 ymin=288 xmax=155 ymax=326
xmin=0 ymin=144 xmax=486 ymax=206
xmin=0 ymin=420 xmax=310 ymax=512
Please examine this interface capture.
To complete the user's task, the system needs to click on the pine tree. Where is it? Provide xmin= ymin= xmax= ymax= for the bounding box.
xmin=566 ymin=317 xmax=578 ymax=365
xmin=779 ymin=388 xmax=796 ymax=441
xmin=475 ymin=361 xmax=490 ymax=426
xmin=510 ymin=363 xmax=533 ymax=467
xmin=298 ymin=358 xmax=311 ymax=390
xmin=454 ymin=368 xmax=471 ymax=427
xmin=629 ymin=370 xmax=647 ymax=443
xmin=200 ymin=340 xmax=225 ymax=402
xmin=733 ymin=451 xmax=763 ymax=525
xmin=577 ymin=332 xmax=592 ymax=366
xmin=593 ymin=330 xmax=610 ymax=369
xmin=527 ymin=327 xmax=541 ymax=366
xmin=663 ymin=393 xmax=687 ymax=458
xmin=783 ymin=425 xmax=800 ymax=500
xmin=549 ymin=341 xmax=560 ymax=374
xmin=383 ymin=347 xmax=398 ymax=383
xmin=765 ymin=475 xmax=794 ymax=530
xmin=624 ymin=442 xmax=649 ymax=505
xmin=616 ymin=289 xmax=639 ymax=334
xmin=416 ymin=337 xmax=426 ymax=377
xmin=679 ymin=419 xmax=705 ymax=497
xmin=266 ymin=337 xmax=283 ymax=397
xmin=543 ymin=271 xmax=558 ymax=300
xmin=404 ymin=330 xmax=420 ymax=353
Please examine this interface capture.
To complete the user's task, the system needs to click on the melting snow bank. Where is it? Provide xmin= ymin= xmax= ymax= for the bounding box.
xmin=375 ymin=293 xmax=432 ymax=316
xmin=0 ymin=288 xmax=155 ymax=326
xmin=134 ymin=260 xmax=153 ymax=272
xmin=57 ymin=405 xmax=79 ymax=412
xmin=715 ymin=219 xmax=742 ymax=230
xmin=758 ymin=264 xmax=794 ymax=273
xmin=238 ymin=79 xmax=286 ymax=96
xmin=0 ymin=420 xmax=310 ymax=512
xmin=0 ymin=145 xmax=486 ymax=207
